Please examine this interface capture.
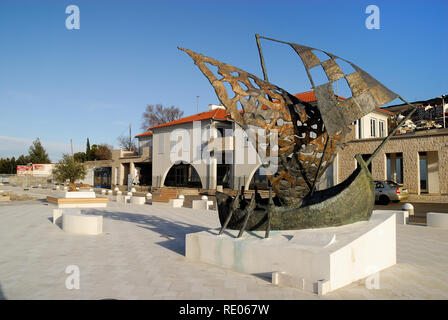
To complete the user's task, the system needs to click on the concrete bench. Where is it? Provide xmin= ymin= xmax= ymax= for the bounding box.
xmin=62 ymin=210 xmax=103 ymax=235
xmin=192 ymin=199 xmax=213 ymax=210
xmin=169 ymin=198 xmax=184 ymax=208
xmin=130 ymin=196 xmax=146 ymax=205
xmin=427 ymin=212 xmax=448 ymax=228
xmin=116 ymin=194 xmax=131 ymax=203
xmin=153 ymin=189 xmax=179 ymax=203
xmin=46 ymin=196 xmax=108 ymax=208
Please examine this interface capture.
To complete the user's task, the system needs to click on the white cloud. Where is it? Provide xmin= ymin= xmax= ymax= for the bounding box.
xmin=0 ymin=136 xmax=83 ymax=162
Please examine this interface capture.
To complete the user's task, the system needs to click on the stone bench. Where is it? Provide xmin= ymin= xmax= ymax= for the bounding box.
xmin=426 ymin=212 xmax=448 ymax=228
xmin=61 ymin=209 xmax=103 ymax=235
xmin=169 ymin=198 xmax=184 ymax=208
xmin=130 ymin=196 xmax=146 ymax=205
xmin=46 ymin=196 xmax=108 ymax=208
xmin=153 ymin=189 xmax=179 ymax=203
xmin=116 ymin=195 xmax=131 ymax=203
xmin=192 ymin=199 xmax=214 ymax=210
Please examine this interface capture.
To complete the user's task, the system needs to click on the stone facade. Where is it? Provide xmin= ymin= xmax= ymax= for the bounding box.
xmin=338 ymin=127 xmax=448 ymax=196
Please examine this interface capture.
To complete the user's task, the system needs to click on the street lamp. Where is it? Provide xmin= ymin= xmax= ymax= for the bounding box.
xmin=440 ymin=95 xmax=447 ymax=129
xmin=196 ymin=95 xmax=200 ymax=113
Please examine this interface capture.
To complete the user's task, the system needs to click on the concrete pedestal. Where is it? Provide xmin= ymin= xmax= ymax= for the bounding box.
xmin=185 ymin=211 xmax=396 ymax=295
xmin=62 ymin=210 xmax=103 ymax=235
xmin=169 ymin=198 xmax=184 ymax=208
xmin=427 ymin=212 xmax=448 ymax=228
xmin=192 ymin=200 xmax=213 ymax=210
xmin=375 ymin=209 xmax=409 ymax=225
xmin=131 ymin=196 xmax=146 ymax=205
xmin=116 ymin=195 xmax=131 ymax=203
xmin=60 ymin=191 xmax=96 ymax=199
xmin=47 ymin=191 xmax=108 ymax=208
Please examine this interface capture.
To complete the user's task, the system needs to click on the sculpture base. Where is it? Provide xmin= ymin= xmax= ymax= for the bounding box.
xmin=185 ymin=211 xmax=396 ymax=295
xmin=46 ymin=196 xmax=108 ymax=208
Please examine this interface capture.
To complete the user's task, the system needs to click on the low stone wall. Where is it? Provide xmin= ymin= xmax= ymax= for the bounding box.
xmin=2 ymin=175 xmax=53 ymax=187
xmin=407 ymin=194 xmax=448 ymax=204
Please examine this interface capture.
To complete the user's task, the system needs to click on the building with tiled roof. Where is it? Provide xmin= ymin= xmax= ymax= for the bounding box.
xmin=78 ymin=91 xmax=447 ymax=202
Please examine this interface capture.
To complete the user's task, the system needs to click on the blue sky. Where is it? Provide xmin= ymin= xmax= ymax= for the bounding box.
xmin=0 ymin=0 xmax=447 ymax=161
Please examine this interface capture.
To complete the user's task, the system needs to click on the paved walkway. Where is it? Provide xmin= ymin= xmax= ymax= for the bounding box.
xmin=0 ymin=197 xmax=448 ymax=299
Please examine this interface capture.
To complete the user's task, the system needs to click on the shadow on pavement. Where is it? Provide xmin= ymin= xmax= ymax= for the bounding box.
xmin=0 ymin=282 xmax=6 ymax=300
xmin=84 ymin=209 xmax=212 ymax=256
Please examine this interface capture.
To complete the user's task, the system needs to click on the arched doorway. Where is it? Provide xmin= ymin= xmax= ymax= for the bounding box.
xmin=163 ymin=163 xmax=202 ymax=188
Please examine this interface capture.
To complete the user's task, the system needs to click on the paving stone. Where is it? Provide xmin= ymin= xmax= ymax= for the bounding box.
xmin=0 ymin=198 xmax=448 ymax=299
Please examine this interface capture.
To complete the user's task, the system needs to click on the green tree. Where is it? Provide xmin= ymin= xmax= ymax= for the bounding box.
xmin=28 ymin=138 xmax=50 ymax=163
xmin=93 ymin=144 xmax=112 ymax=160
xmin=52 ymin=154 xmax=87 ymax=183
xmin=0 ymin=155 xmax=30 ymax=174
xmin=86 ymin=138 xmax=93 ymax=161
xmin=73 ymin=152 xmax=87 ymax=163
xmin=16 ymin=154 xmax=30 ymax=165
xmin=90 ymin=144 xmax=98 ymax=160
xmin=0 ymin=157 xmax=16 ymax=174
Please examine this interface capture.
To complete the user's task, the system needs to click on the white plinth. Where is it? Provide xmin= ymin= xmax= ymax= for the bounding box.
xmin=62 ymin=210 xmax=103 ymax=235
xmin=53 ymin=209 xmax=63 ymax=225
xmin=116 ymin=195 xmax=131 ymax=203
xmin=57 ymin=202 xmax=107 ymax=208
xmin=131 ymin=196 xmax=146 ymax=205
xmin=185 ymin=211 xmax=396 ymax=295
xmin=192 ymin=200 xmax=213 ymax=210
xmin=375 ymin=209 xmax=409 ymax=225
xmin=169 ymin=198 xmax=184 ymax=208
xmin=60 ymin=191 xmax=96 ymax=199
xmin=427 ymin=212 xmax=448 ymax=228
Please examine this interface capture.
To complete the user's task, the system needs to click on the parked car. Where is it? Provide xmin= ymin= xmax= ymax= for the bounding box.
xmin=374 ymin=180 xmax=409 ymax=205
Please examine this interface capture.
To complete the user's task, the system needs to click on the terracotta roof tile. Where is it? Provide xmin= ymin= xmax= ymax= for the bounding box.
xmin=134 ymin=131 xmax=153 ymax=138
xmin=149 ymin=108 xmax=230 ymax=130
xmin=376 ymin=108 xmax=394 ymax=115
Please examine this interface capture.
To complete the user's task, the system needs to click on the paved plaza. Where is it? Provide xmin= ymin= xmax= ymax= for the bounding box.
xmin=0 ymin=188 xmax=448 ymax=299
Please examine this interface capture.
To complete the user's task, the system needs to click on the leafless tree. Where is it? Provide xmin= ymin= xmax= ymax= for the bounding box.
xmin=141 ymin=104 xmax=184 ymax=131
xmin=117 ymin=135 xmax=137 ymax=152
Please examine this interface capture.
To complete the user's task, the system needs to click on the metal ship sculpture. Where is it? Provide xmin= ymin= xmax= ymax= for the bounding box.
xmin=179 ymin=35 xmax=418 ymax=238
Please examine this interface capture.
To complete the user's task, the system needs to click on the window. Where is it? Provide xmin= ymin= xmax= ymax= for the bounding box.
xmin=386 ymin=153 xmax=403 ymax=184
xmin=379 ymin=120 xmax=385 ymax=137
xmin=216 ymin=127 xmax=225 ymax=138
xmin=370 ymin=119 xmax=376 ymax=137
xmin=358 ymin=119 xmax=362 ymax=139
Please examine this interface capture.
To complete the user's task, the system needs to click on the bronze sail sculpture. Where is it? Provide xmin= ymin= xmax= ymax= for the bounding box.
xmin=179 ymin=35 xmax=418 ymax=237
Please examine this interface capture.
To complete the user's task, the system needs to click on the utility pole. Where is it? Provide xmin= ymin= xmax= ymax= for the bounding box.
xmin=196 ymin=96 xmax=200 ymax=113
xmin=70 ymin=139 xmax=73 ymax=156
xmin=443 ymin=95 xmax=446 ymax=129
xmin=129 ymin=124 xmax=132 ymax=151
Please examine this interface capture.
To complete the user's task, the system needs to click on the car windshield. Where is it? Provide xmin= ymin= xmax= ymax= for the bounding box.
xmin=386 ymin=181 xmax=400 ymax=187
